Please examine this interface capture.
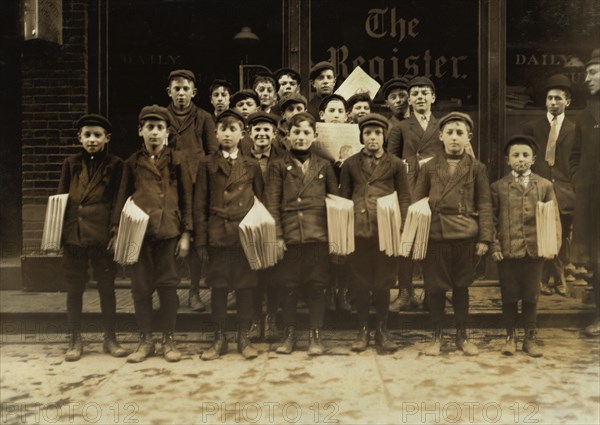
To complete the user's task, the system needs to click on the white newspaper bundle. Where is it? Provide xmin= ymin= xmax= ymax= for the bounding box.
xmin=40 ymin=194 xmax=69 ymax=252
xmin=239 ymin=197 xmax=278 ymax=270
xmin=113 ymin=197 xmax=149 ymax=265
xmin=376 ymin=192 xmax=403 ymax=257
xmin=536 ymin=200 xmax=562 ymax=259
xmin=399 ymin=197 xmax=431 ymax=260
xmin=325 ymin=194 xmax=355 ymax=255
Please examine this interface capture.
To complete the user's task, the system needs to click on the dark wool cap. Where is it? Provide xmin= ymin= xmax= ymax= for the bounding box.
xmin=310 ymin=61 xmax=335 ymax=80
xmin=168 ymin=69 xmax=196 ymax=84
xmin=76 ymin=114 xmax=112 ymax=133
xmin=586 ymin=48 xmax=600 ymax=67
xmin=138 ymin=105 xmax=173 ymax=125
xmin=408 ymin=76 xmax=435 ymax=92
xmin=504 ymin=134 xmax=539 ymax=156
xmin=438 ymin=112 xmax=474 ymax=132
xmin=215 ymin=108 xmax=246 ymax=125
xmin=209 ymin=79 xmax=233 ymax=94
xmin=358 ymin=113 xmax=389 ymax=132
xmin=247 ymin=111 xmax=279 ymax=127
xmin=381 ymin=77 xmax=409 ymax=99
xmin=278 ymin=93 xmax=308 ymax=111
xmin=230 ymin=89 xmax=260 ymax=107
xmin=274 ymin=67 xmax=301 ymax=84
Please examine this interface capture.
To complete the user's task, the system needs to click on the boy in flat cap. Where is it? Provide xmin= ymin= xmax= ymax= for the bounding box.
xmin=308 ymin=61 xmax=336 ymax=119
xmin=522 ymin=74 xmax=576 ymax=296
xmin=412 ymin=112 xmax=493 ymax=357
xmin=491 ymin=135 xmax=559 ymax=357
xmin=231 ymin=89 xmax=260 ymax=155
xmin=194 ymin=109 xmax=264 ymax=360
xmin=340 ymin=114 xmax=411 ymax=352
xmin=166 ymin=69 xmax=218 ymax=312
xmin=570 ymin=48 xmax=600 ymax=337
xmin=266 ymin=112 xmax=339 ymax=355
xmin=209 ymin=79 xmax=233 ymax=122
xmin=347 ymin=93 xmax=372 ymax=124
xmin=276 ymin=93 xmax=308 ymax=149
xmin=252 ymin=72 xmax=278 ymax=114
xmin=380 ymin=77 xmax=410 ymax=138
xmin=58 ymin=114 xmax=128 ymax=361
xmin=319 ymin=94 xmax=348 ymax=124
xmin=274 ymin=68 xmax=301 ymax=100
xmin=113 ymin=105 xmax=192 ymax=363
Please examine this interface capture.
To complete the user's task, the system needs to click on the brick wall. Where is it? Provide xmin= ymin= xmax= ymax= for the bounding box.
xmin=21 ymin=0 xmax=88 ymax=253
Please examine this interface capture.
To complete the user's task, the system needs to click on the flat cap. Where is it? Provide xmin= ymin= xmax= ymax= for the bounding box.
xmin=381 ymin=77 xmax=409 ymax=99
xmin=319 ymin=93 xmax=348 ymax=112
xmin=274 ymin=67 xmax=301 ymax=84
xmin=252 ymin=71 xmax=276 ymax=86
xmin=504 ymin=134 xmax=539 ymax=155
xmin=247 ymin=111 xmax=279 ymax=127
xmin=215 ymin=109 xmax=246 ymax=125
xmin=310 ymin=61 xmax=335 ymax=80
xmin=438 ymin=112 xmax=474 ymax=132
xmin=168 ymin=69 xmax=196 ymax=84
xmin=358 ymin=113 xmax=389 ymax=132
xmin=408 ymin=76 xmax=435 ymax=92
xmin=586 ymin=48 xmax=600 ymax=67
xmin=347 ymin=92 xmax=372 ymax=109
xmin=138 ymin=105 xmax=172 ymax=125
xmin=278 ymin=93 xmax=308 ymax=111
xmin=230 ymin=89 xmax=260 ymax=107
xmin=76 ymin=114 xmax=112 ymax=132
xmin=544 ymin=74 xmax=572 ymax=93
xmin=209 ymin=79 xmax=233 ymax=94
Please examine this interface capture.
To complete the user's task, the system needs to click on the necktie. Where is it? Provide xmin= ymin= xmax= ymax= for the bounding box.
xmin=545 ymin=116 xmax=558 ymax=167
xmin=420 ymin=115 xmax=428 ymax=131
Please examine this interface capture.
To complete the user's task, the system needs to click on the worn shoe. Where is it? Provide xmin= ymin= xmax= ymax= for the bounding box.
xmin=540 ymin=282 xmax=553 ymax=296
xmin=423 ymin=328 xmax=442 ymax=356
xmin=500 ymin=331 xmax=517 ymax=356
xmin=201 ymin=329 xmax=228 ymax=361
xmin=247 ymin=319 xmax=262 ymax=341
xmin=307 ymin=329 xmax=325 ymax=356
xmin=65 ymin=331 xmax=83 ymax=362
xmin=390 ymin=288 xmax=411 ymax=311
xmin=555 ymin=282 xmax=568 ymax=297
xmin=237 ymin=329 xmax=258 ymax=359
xmin=374 ymin=322 xmax=397 ymax=352
xmin=351 ymin=325 xmax=369 ymax=352
xmin=276 ymin=326 xmax=297 ymax=354
xmin=584 ymin=318 xmax=600 ymax=337
xmin=263 ymin=313 xmax=279 ymax=342
xmin=522 ymin=329 xmax=543 ymax=357
xmin=127 ymin=333 xmax=155 ymax=363
xmin=337 ymin=288 xmax=352 ymax=313
xmin=103 ymin=334 xmax=130 ymax=357
xmin=456 ymin=329 xmax=479 ymax=356
xmin=162 ymin=333 xmax=182 ymax=362
xmin=188 ymin=290 xmax=206 ymax=312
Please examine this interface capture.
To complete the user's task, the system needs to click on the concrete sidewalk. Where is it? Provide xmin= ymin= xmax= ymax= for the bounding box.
xmin=1 ymin=329 xmax=599 ymax=425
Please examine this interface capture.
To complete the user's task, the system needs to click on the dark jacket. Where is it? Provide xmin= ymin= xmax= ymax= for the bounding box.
xmin=340 ymin=150 xmax=411 ymax=239
xmin=193 ymin=152 xmax=264 ymax=248
xmin=113 ymin=147 xmax=193 ymax=240
xmin=168 ymin=104 xmax=218 ymax=183
xmin=522 ymin=115 xmax=576 ymax=214
xmin=266 ymin=152 xmax=339 ymax=244
xmin=412 ymin=153 xmax=493 ymax=243
xmin=491 ymin=172 xmax=560 ymax=259
xmin=58 ymin=151 xmax=123 ymax=247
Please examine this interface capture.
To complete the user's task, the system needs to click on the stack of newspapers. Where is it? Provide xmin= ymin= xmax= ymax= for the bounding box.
xmin=400 ymin=197 xmax=431 ymax=260
xmin=114 ymin=197 xmax=149 ymax=265
xmin=376 ymin=192 xmax=402 ymax=257
xmin=325 ymin=194 xmax=355 ymax=255
xmin=536 ymin=200 xmax=561 ymax=258
xmin=40 ymin=194 xmax=69 ymax=252
xmin=239 ymin=197 xmax=278 ymax=270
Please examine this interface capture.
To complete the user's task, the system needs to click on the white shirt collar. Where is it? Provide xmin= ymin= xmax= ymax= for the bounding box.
xmin=547 ymin=112 xmax=565 ymax=127
xmin=221 ymin=149 xmax=239 ymax=160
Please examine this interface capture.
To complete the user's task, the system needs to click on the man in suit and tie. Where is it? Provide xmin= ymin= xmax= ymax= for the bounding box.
xmin=522 ymin=74 xmax=576 ymax=296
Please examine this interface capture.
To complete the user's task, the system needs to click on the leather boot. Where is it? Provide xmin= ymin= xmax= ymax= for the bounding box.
xmin=188 ymin=289 xmax=206 ymax=312
xmin=103 ymin=333 xmax=130 ymax=357
xmin=307 ymin=329 xmax=325 ymax=356
xmin=374 ymin=322 xmax=397 ymax=352
xmin=351 ymin=325 xmax=369 ymax=352
xmin=65 ymin=330 xmax=83 ymax=362
xmin=523 ymin=329 xmax=543 ymax=357
xmin=237 ymin=328 xmax=258 ymax=359
xmin=540 ymin=281 xmax=553 ymax=296
xmin=276 ymin=326 xmax=297 ymax=354
xmin=423 ymin=327 xmax=442 ymax=356
xmin=263 ymin=313 xmax=279 ymax=342
xmin=326 ymin=289 xmax=336 ymax=312
xmin=247 ymin=319 xmax=262 ymax=341
xmin=201 ymin=328 xmax=228 ymax=361
xmin=390 ymin=288 xmax=411 ymax=311
xmin=127 ymin=333 xmax=155 ymax=363
xmin=455 ymin=328 xmax=479 ymax=356
xmin=162 ymin=333 xmax=182 ymax=362
xmin=500 ymin=329 xmax=517 ymax=356
xmin=337 ymin=288 xmax=352 ymax=313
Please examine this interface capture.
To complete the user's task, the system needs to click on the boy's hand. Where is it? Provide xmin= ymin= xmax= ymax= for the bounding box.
xmin=491 ymin=251 xmax=503 ymax=262
xmin=107 ymin=236 xmax=117 ymax=252
xmin=197 ymin=246 xmax=209 ymax=263
xmin=276 ymin=238 xmax=287 ymax=260
xmin=175 ymin=232 xmax=190 ymax=259
xmin=475 ymin=242 xmax=488 ymax=256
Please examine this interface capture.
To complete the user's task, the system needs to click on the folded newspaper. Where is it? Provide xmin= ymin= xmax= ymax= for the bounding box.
xmin=40 ymin=193 xmax=69 ymax=252
xmin=376 ymin=192 xmax=403 ymax=257
xmin=325 ymin=194 xmax=355 ymax=255
xmin=536 ymin=200 xmax=561 ymax=259
xmin=114 ymin=197 xmax=149 ymax=265
xmin=239 ymin=197 xmax=278 ymax=270
xmin=399 ymin=197 xmax=431 ymax=260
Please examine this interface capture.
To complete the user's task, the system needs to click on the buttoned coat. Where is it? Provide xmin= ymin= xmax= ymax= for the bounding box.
xmin=168 ymin=104 xmax=218 ymax=183
xmin=522 ymin=115 xmax=576 ymax=214
xmin=412 ymin=154 xmax=493 ymax=243
xmin=266 ymin=152 xmax=339 ymax=245
xmin=113 ymin=147 xmax=192 ymax=240
xmin=193 ymin=152 xmax=264 ymax=248
xmin=490 ymin=173 xmax=560 ymax=258
xmin=340 ymin=150 xmax=411 ymax=239
xmin=58 ymin=151 xmax=123 ymax=247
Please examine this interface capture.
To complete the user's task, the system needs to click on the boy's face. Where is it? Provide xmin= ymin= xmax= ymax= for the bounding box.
xmin=216 ymin=120 xmax=244 ymax=151
xmin=288 ymin=120 xmax=317 ymax=151
xmin=139 ymin=120 xmax=169 ymax=155
xmin=255 ymin=82 xmax=277 ymax=108
xmin=319 ymin=100 xmax=347 ymax=123
xmin=250 ymin=122 xmax=276 ymax=149
xmin=311 ymin=70 xmax=336 ymax=97
xmin=409 ymin=85 xmax=436 ymax=114
xmin=386 ymin=88 xmax=409 ymax=117
xmin=546 ymin=89 xmax=570 ymax=116
xmin=349 ymin=101 xmax=371 ymax=123
xmin=506 ymin=144 xmax=535 ymax=174
xmin=283 ymin=102 xmax=306 ymax=122
xmin=362 ymin=125 xmax=385 ymax=154
xmin=234 ymin=98 xmax=258 ymax=119
xmin=78 ymin=125 xmax=110 ymax=154
xmin=210 ymin=86 xmax=230 ymax=115
xmin=585 ymin=64 xmax=600 ymax=95
xmin=439 ymin=121 xmax=471 ymax=155
xmin=167 ymin=77 xmax=196 ymax=110
xmin=278 ymin=74 xmax=299 ymax=97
